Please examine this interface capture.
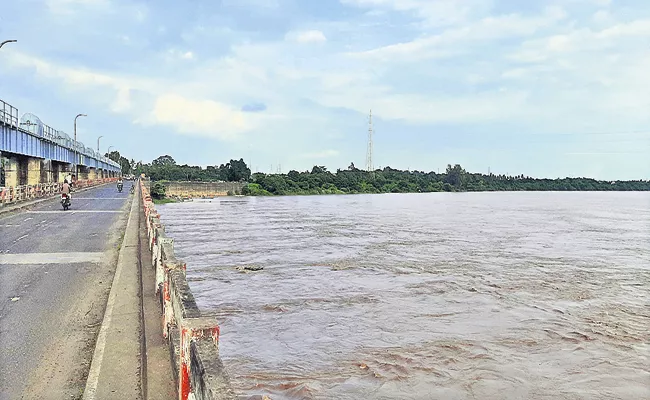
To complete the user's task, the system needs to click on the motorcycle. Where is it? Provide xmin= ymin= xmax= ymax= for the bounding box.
xmin=61 ymin=193 xmax=71 ymax=211
xmin=117 ymin=182 xmax=123 ymax=193
xmin=129 ymin=185 xmax=135 ymax=194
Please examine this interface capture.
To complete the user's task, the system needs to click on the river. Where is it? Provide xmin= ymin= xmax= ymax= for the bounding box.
xmin=158 ymin=192 xmax=650 ymax=400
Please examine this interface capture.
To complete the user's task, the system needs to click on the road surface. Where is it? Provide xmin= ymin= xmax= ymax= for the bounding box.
xmin=0 ymin=183 xmax=131 ymax=400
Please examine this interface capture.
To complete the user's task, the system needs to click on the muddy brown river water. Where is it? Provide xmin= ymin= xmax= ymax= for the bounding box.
xmin=158 ymin=192 xmax=650 ymax=400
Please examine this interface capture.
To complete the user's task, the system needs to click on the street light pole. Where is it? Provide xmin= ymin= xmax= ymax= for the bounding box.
xmin=74 ymin=113 xmax=87 ymax=178
xmin=97 ymin=135 xmax=103 ymax=152
xmin=0 ymin=40 xmax=17 ymax=49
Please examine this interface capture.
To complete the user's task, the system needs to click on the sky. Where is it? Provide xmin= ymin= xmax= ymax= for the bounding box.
xmin=1 ymin=0 xmax=649 ymax=180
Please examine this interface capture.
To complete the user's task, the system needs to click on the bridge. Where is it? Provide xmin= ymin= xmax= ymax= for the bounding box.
xmin=1 ymin=98 xmax=120 ymax=189
xmin=0 ymin=179 xmax=234 ymax=400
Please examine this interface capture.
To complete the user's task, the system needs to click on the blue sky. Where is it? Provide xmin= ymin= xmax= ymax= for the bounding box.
xmin=1 ymin=0 xmax=649 ymax=180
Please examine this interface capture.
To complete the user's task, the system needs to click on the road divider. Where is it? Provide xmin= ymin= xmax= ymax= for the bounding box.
xmin=140 ymin=179 xmax=236 ymax=400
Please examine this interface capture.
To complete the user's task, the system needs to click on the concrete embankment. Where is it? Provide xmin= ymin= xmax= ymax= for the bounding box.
xmin=82 ymin=180 xmax=176 ymax=400
xmin=140 ymin=179 xmax=236 ymax=400
xmin=163 ymin=181 xmax=246 ymax=199
xmin=84 ymin=179 xmax=235 ymax=399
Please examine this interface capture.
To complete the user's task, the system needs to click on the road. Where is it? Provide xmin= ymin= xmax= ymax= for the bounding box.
xmin=0 ymin=183 xmax=132 ymax=400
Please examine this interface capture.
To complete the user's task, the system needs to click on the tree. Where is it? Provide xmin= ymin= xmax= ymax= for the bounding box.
xmin=118 ymin=156 xmax=132 ymax=174
xmin=223 ymin=159 xmax=251 ymax=182
xmin=444 ymin=164 xmax=466 ymax=189
xmin=106 ymin=151 xmax=121 ymax=163
xmin=311 ymin=165 xmax=328 ymax=174
xmin=152 ymin=155 xmax=176 ymax=166
xmin=104 ymin=150 xmax=132 ymax=174
xmin=150 ymin=182 xmax=166 ymax=199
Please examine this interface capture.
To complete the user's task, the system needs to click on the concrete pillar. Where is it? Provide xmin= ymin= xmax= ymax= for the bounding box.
xmin=58 ymin=163 xmax=73 ymax=183
xmin=40 ymin=160 xmax=54 ymax=184
xmin=4 ymin=156 xmax=29 ymax=186
xmin=78 ymin=166 xmax=89 ymax=181
xmin=2 ymin=156 xmax=20 ymax=188
xmin=89 ymin=167 xmax=97 ymax=181
xmin=27 ymin=158 xmax=42 ymax=186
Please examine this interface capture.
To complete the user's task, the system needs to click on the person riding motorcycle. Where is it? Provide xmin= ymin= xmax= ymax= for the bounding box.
xmin=62 ymin=181 xmax=71 ymax=199
xmin=117 ymin=178 xmax=124 ymax=192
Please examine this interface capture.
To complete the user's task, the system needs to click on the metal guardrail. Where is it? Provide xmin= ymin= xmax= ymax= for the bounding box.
xmin=140 ymin=180 xmax=236 ymax=400
xmin=0 ymin=99 xmax=19 ymax=128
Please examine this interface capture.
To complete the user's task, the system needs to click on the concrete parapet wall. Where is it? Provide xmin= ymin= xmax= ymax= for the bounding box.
xmin=0 ymin=177 xmax=119 ymax=206
xmin=140 ymin=179 xmax=236 ymax=400
xmin=164 ymin=182 xmax=246 ymax=198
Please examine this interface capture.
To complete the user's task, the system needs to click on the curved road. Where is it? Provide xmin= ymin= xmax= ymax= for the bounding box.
xmin=0 ymin=183 xmax=132 ymax=400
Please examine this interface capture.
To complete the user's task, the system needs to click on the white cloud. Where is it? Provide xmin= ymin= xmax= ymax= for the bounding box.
xmin=301 ymin=149 xmax=340 ymax=158
xmin=349 ymin=7 xmax=567 ymax=62
xmin=286 ymin=30 xmax=327 ymax=43
xmin=6 ymin=1 xmax=650 ymax=147
xmin=340 ymin=0 xmax=490 ymax=27
xmin=5 ymin=51 xmax=264 ymax=140
xmin=140 ymin=94 xmax=254 ymax=140
xmin=46 ymin=0 xmax=111 ymax=14
xmin=110 ymin=86 xmax=132 ymax=113
xmin=592 ymin=9 xmax=612 ymax=24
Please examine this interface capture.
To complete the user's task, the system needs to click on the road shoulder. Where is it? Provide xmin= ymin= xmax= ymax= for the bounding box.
xmin=83 ymin=182 xmax=175 ymax=400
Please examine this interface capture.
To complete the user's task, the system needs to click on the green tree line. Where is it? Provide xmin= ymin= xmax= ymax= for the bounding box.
xmin=118 ymin=154 xmax=650 ymax=195
xmin=130 ymin=155 xmax=251 ymax=182
xmin=245 ymin=163 xmax=650 ymax=195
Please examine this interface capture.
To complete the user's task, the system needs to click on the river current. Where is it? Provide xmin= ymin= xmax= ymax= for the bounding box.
xmin=158 ymin=192 xmax=650 ymax=400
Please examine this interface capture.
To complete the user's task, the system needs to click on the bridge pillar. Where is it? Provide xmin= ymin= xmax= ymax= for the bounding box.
xmin=89 ymin=167 xmax=97 ymax=181
xmin=27 ymin=158 xmax=42 ymax=186
xmin=53 ymin=162 xmax=70 ymax=183
xmin=2 ymin=155 xmax=27 ymax=187
xmin=78 ymin=166 xmax=89 ymax=181
xmin=1 ymin=155 xmax=19 ymax=187
xmin=40 ymin=160 xmax=55 ymax=184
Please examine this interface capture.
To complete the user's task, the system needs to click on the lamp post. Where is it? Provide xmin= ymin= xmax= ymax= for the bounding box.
xmin=74 ymin=113 xmax=87 ymax=178
xmin=0 ymin=40 xmax=17 ymax=49
xmin=97 ymin=135 xmax=103 ymax=152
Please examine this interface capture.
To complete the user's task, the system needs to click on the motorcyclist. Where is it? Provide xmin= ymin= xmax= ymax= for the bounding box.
xmin=62 ymin=181 xmax=71 ymax=199
xmin=117 ymin=177 xmax=124 ymax=191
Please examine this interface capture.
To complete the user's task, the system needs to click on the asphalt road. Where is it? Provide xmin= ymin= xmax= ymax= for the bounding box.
xmin=0 ymin=183 xmax=132 ymax=400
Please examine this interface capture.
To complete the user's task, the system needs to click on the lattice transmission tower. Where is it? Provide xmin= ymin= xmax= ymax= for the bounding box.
xmin=365 ymin=109 xmax=374 ymax=173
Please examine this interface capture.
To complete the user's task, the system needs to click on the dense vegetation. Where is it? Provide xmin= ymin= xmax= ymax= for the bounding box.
xmin=133 ymin=155 xmax=251 ymax=183
xmin=105 ymin=150 xmax=135 ymax=175
xmin=122 ymin=155 xmax=650 ymax=196
xmin=246 ymin=163 xmax=650 ymax=195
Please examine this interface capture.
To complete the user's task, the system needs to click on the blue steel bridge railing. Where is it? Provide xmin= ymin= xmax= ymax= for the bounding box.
xmin=1 ymin=98 xmax=120 ymax=169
